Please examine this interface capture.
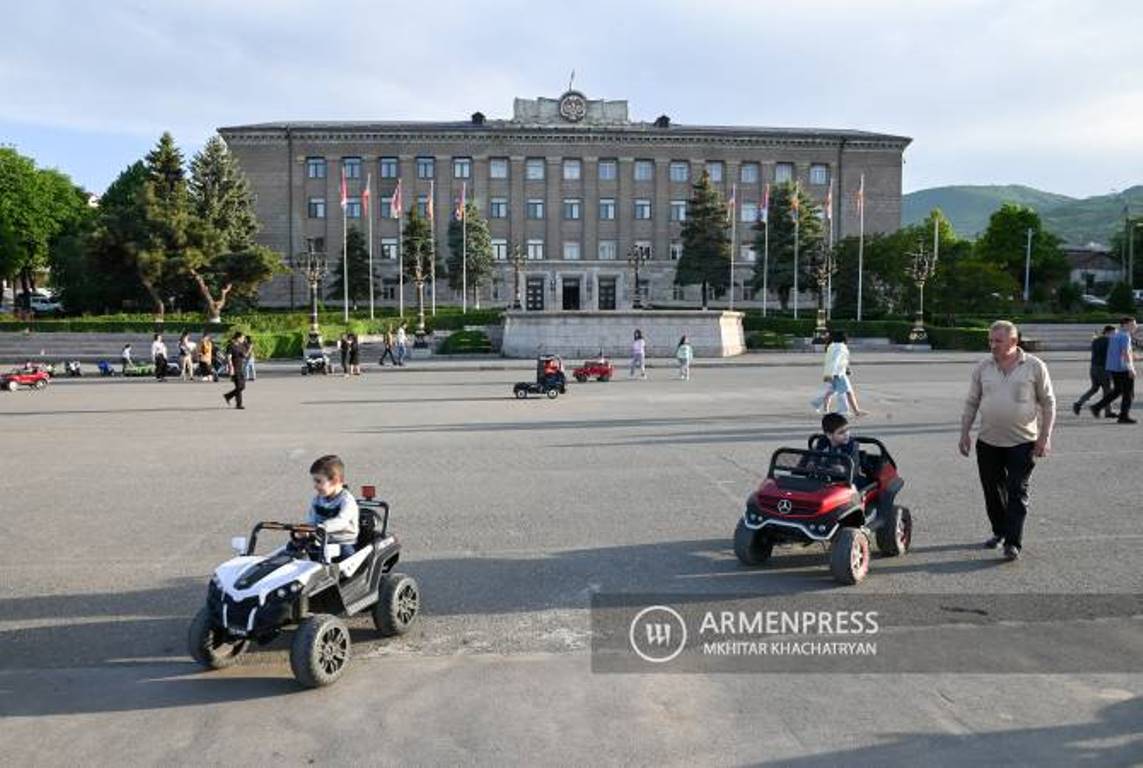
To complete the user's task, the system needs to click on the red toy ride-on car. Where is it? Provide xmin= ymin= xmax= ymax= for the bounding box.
xmin=572 ymin=355 xmax=614 ymax=383
xmin=733 ymin=436 xmax=912 ymax=585
xmin=2 ymin=366 xmax=51 ymax=391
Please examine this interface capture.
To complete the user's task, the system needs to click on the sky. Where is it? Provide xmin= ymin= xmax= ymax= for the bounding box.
xmin=2 ymin=0 xmax=1140 ymax=199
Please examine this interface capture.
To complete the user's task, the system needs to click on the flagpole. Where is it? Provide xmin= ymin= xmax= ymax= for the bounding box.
xmin=342 ymin=170 xmax=349 ymax=323
xmin=729 ymin=182 xmax=736 ymax=312
xmin=395 ymin=180 xmax=404 ymax=319
xmin=462 ymin=181 xmax=468 ymax=314
xmin=366 ymin=174 xmax=375 ymax=321
xmin=857 ymin=173 xmax=865 ymax=322
xmin=827 ymin=179 xmax=834 ymax=320
xmin=429 ymin=179 xmax=436 ymax=317
xmin=762 ymin=183 xmax=770 ymax=318
xmin=793 ymin=181 xmax=800 ymax=320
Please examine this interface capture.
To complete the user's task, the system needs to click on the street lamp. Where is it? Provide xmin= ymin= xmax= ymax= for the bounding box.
xmin=290 ymin=238 xmax=328 ymax=349
xmin=508 ymin=243 xmax=526 ymax=310
xmin=627 ymin=243 xmax=651 ymax=309
xmin=905 ymin=240 xmax=936 ymax=344
xmin=809 ymin=244 xmax=838 ymax=345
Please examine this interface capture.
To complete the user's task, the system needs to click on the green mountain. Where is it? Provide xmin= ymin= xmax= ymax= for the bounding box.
xmin=903 ymin=184 xmax=1143 ymax=245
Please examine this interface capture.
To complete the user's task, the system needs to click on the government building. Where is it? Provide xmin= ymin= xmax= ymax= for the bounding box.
xmin=218 ymin=92 xmax=910 ymax=310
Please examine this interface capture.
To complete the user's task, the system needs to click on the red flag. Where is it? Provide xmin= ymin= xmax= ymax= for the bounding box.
xmin=726 ymin=183 xmax=736 ymax=224
xmin=427 ymin=180 xmax=434 ymax=221
xmin=791 ymin=182 xmax=800 ymax=221
xmin=362 ymin=173 xmax=371 ymax=217
xmin=824 ymin=185 xmax=833 ymax=221
xmin=390 ymin=179 xmax=403 ymax=218
xmin=339 ymin=167 xmax=348 ymax=211
xmin=455 ymin=181 xmax=466 ymax=221
xmin=857 ymin=174 xmax=865 ymax=216
xmin=760 ymin=183 xmax=770 ymax=223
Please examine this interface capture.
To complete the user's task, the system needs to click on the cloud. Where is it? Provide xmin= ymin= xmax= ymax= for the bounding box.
xmin=1 ymin=0 xmax=1140 ymax=196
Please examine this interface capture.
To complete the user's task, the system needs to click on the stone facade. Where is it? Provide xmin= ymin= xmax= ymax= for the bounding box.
xmin=218 ymin=92 xmax=911 ymax=309
xmin=500 ymin=311 xmax=744 ymax=359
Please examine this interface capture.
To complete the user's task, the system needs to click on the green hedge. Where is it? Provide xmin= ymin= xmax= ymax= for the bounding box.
xmin=437 ymin=330 xmax=493 ymax=354
xmin=745 ymin=331 xmax=791 ymax=350
xmin=246 ymin=332 xmax=304 ymax=359
xmin=925 ymin=327 xmax=990 ymax=351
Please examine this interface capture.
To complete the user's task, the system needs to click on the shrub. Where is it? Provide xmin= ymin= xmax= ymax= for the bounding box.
xmin=745 ymin=331 xmax=790 ymax=350
xmin=437 ymin=330 xmax=492 ymax=354
xmin=1107 ymin=282 xmax=1136 ymax=315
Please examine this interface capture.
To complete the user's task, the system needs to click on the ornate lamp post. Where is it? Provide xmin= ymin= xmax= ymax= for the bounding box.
xmin=809 ymin=244 xmax=838 ymax=345
xmin=290 ymin=238 xmax=329 ymax=349
xmin=626 ymin=243 xmax=651 ymax=309
xmin=905 ymin=241 xmax=936 ymax=344
xmin=508 ymin=243 xmax=526 ymax=310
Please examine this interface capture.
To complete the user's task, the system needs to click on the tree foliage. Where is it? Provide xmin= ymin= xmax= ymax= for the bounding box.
xmin=750 ymin=182 xmax=824 ymax=309
xmin=446 ymin=201 xmax=494 ymax=306
xmin=328 ymin=226 xmax=372 ymax=307
xmin=974 ymin=203 xmax=1069 ymax=302
xmin=675 ymin=171 xmax=731 ymax=308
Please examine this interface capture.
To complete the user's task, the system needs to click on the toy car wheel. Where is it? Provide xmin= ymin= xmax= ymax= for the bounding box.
xmin=574 ymin=373 xmax=588 ymax=383
xmin=876 ymin=506 xmax=912 ymax=556
xmin=301 ymin=366 xmax=308 ymax=375
xmin=188 ymin=605 xmax=248 ymax=669
xmin=734 ymin=518 xmax=773 ymax=566
xmin=373 ymin=573 xmax=420 ymax=636
xmin=290 ymin=614 xmax=351 ymax=688
xmin=829 ymin=527 xmax=870 ymax=585
xmin=514 ymin=386 xmax=528 ymax=399
xmin=545 ymin=387 xmax=559 ymax=399
xmin=598 ymin=375 xmax=610 ymax=382
xmin=33 ymin=379 xmax=47 ymax=390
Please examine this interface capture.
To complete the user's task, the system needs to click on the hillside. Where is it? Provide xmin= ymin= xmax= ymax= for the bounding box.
xmin=903 ymin=184 xmax=1143 ymax=244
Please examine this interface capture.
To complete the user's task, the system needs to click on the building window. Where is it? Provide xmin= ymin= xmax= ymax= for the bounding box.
xmin=381 ymin=238 xmax=398 ymax=260
xmin=563 ymin=159 xmax=582 ymax=180
xmin=381 ymin=198 xmax=393 ymax=219
xmin=416 ymin=157 xmax=435 ymax=179
xmin=489 ymin=157 xmax=509 ymax=179
xmin=526 ymin=199 xmax=544 ymax=219
xmin=563 ymin=241 xmax=581 ymax=260
xmin=379 ymin=157 xmax=398 ymax=178
xmin=810 ymin=164 xmax=830 ymax=185
xmin=489 ymin=197 xmax=508 ymax=219
xmin=307 ymin=197 xmax=326 ymax=219
xmin=742 ymin=283 xmax=756 ymax=301
xmin=491 ymin=238 xmax=508 ymax=261
xmin=563 ymin=199 xmax=581 ymax=220
xmin=741 ymin=202 xmax=758 ymax=223
xmin=669 ymin=161 xmax=689 ymax=183
xmin=453 ymin=157 xmax=472 ymax=179
xmin=741 ymin=163 xmax=760 ymax=184
xmin=343 ymin=157 xmax=362 ymax=179
xmin=381 ymin=278 xmax=398 ymax=301
xmin=345 ymin=197 xmax=361 ymax=218
xmin=599 ymin=198 xmax=616 ymax=220
xmin=310 ymin=237 xmax=325 ymax=253
xmin=525 ymin=158 xmax=545 ymax=180
xmin=637 ymin=278 xmax=651 ymax=304
xmin=598 ymin=240 xmax=617 ymax=260
xmin=634 ymin=199 xmax=652 ymax=220
xmin=306 ymin=157 xmax=326 ymax=179
xmin=705 ymin=161 xmax=724 ymax=182
xmin=775 ymin=162 xmax=794 ymax=183
xmin=635 ymin=240 xmax=653 ymax=259
xmin=670 ymin=241 xmax=683 ymax=261
xmin=670 ymin=200 xmax=687 ymax=222
xmin=740 ymin=244 xmax=757 ymax=263
xmin=633 ymin=160 xmax=654 ymax=182
xmin=417 ymin=194 xmax=428 ymax=217
xmin=598 ymin=159 xmax=618 ymax=181
xmin=672 ymin=284 xmax=686 ymax=301
xmin=526 ymin=239 xmax=544 ymax=260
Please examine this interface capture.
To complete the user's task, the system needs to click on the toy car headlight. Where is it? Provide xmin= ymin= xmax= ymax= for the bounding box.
xmin=274 ymin=582 xmax=304 ymax=599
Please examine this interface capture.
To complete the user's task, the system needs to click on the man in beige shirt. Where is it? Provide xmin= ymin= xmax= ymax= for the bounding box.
xmin=959 ymin=321 xmax=1056 ymax=561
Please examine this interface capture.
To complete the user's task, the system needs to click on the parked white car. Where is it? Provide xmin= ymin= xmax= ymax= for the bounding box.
xmin=1081 ymin=294 xmax=1108 ymax=307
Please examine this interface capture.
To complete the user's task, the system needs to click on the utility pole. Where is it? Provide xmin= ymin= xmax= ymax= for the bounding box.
xmin=1023 ymin=227 xmax=1033 ymax=303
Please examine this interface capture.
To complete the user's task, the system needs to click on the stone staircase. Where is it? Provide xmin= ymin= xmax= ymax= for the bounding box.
xmin=0 ymin=332 xmax=207 ymax=366
xmin=1019 ymin=324 xmax=1104 ymax=352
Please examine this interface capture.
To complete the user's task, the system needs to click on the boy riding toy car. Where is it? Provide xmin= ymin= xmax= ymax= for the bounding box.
xmin=513 ymin=354 xmax=567 ymax=399
xmin=732 ymin=416 xmax=912 ymax=585
xmin=572 ymin=354 xmax=614 ymax=383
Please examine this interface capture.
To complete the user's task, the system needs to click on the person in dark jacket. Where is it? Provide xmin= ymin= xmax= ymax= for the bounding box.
xmin=223 ymin=332 xmax=251 ymax=409
xmin=1072 ymin=325 xmax=1116 ymax=417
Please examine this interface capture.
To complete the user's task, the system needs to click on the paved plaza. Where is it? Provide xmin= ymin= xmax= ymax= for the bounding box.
xmin=1 ymin=353 xmax=1140 ymax=766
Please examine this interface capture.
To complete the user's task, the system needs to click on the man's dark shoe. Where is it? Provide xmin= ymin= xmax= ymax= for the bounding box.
xmin=223 ymin=393 xmax=232 ymax=405
xmin=983 ymin=536 xmax=1004 ymax=549
xmin=235 ymin=405 xmax=245 ymax=410
xmin=1117 ymin=416 xmax=1137 ymax=424
xmin=1003 ymin=544 xmax=1020 ymax=561
xmin=1105 ymin=411 xmax=1118 ymax=418
xmin=1072 ymin=402 xmax=1081 ymax=415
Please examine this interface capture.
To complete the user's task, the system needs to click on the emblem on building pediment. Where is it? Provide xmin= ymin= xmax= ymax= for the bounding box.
xmin=559 ymin=91 xmax=587 ymax=123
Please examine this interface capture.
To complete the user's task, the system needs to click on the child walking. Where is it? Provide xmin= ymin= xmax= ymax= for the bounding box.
xmin=676 ymin=335 xmax=693 ymax=380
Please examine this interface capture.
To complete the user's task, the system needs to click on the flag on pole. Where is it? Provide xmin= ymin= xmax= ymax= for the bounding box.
xmin=362 ymin=173 xmax=371 ymax=217
xmin=339 ymin=167 xmax=348 ymax=211
xmin=791 ymin=182 xmax=800 ymax=221
xmin=454 ymin=182 xmax=466 ymax=221
xmin=760 ymin=183 xmax=770 ymax=224
xmin=390 ymin=179 xmax=403 ymax=218
xmin=427 ymin=180 xmax=434 ymax=222
xmin=824 ymin=185 xmax=832 ymax=221
xmin=726 ymin=183 xmax=737 ymax=224
xmin=857 ymin=174 xmax=865 ymax=217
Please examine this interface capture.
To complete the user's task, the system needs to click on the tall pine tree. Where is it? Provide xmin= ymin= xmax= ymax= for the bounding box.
xmin=750 ymin=182 xmax=823 ymax=310
xmin=401 ymin=208 xmax=436 ymax=328
xmin=187 ymin=135 xmax=281 ymax=320
xmin=328 ymin=226 xmax=372 ymax=308
xmin=446 ymin=200 xmax=493 ymax=308
xmin=138 ymin=132 xmax=193 ymax=318
xmin=675 ymin=171 xmax=731 ymax=309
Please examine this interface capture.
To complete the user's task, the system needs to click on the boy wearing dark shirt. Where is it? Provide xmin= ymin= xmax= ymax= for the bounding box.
xmin=1072 ymin=325 xmax=1115 ymax=417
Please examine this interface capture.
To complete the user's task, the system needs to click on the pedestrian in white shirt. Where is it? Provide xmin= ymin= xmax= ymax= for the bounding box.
xmin=629 ymin=329 xmax=647 ymax=379
xmin=810 ymin=331 xmax=865 ymax=416
xmin=151 ymin=334 xmax=168 ymax=382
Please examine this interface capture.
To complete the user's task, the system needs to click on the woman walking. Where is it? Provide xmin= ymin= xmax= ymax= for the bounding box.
xmin=629 ymin=329 xmax=647 ymax=379
xmin=348 ymin=333 xmax=361 ymax=376
xmin=177 ymin=332 xmax=194 ymax=381
xmin=379 ymin=326 xmax=398 ymax=366
xmin=811 ymin=330 xmax=866 ymax=416
xmin=676 ymin=335 xmax=693 ymax=380
xmin=338 ymin=333 xmax=350 ymax=376
xmin=151 ymin=333 xmax=168 ymax=382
